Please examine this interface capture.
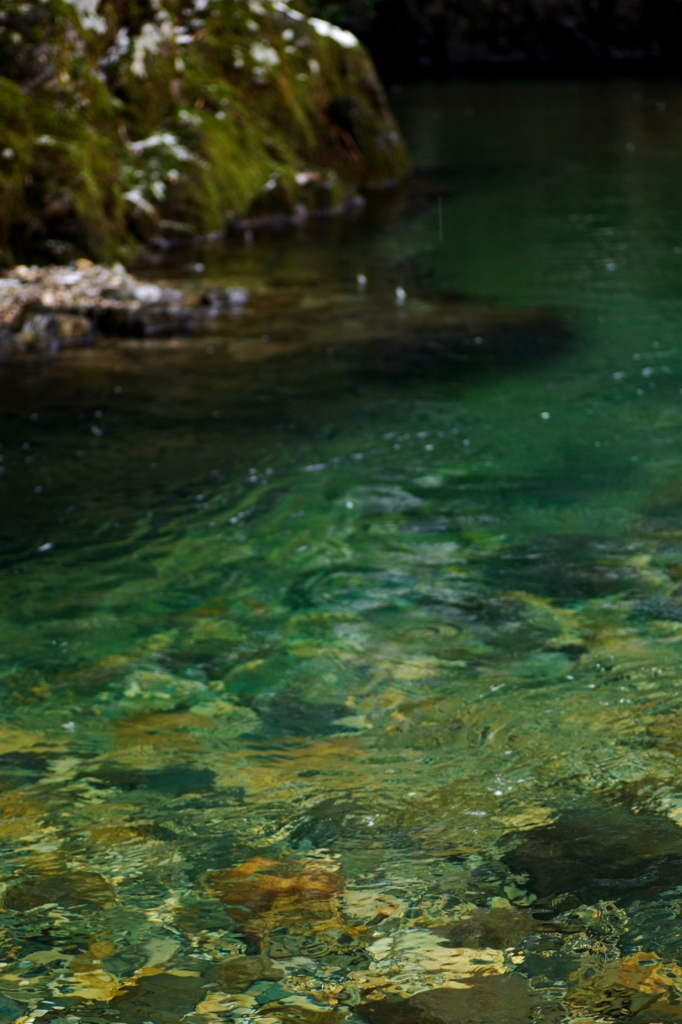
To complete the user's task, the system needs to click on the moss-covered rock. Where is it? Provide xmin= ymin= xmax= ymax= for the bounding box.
xmin=0 ymin=0 xmax=410 ymax=265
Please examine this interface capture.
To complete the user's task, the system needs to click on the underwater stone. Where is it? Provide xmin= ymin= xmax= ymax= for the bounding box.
xmin=13 ymin=312 xmax=92 ymax=351
xmin=110 ymin=971 xmax=207 ymax=1023
xmin=218 ymin=954 xmax=284 ymax=993
xmin=503 ymin=806 xmax=682 ymax=909
xmin=3 ymin=870 xmax=115 ymax=910
xmin=0 ymin=261 xmax=196 ymax=348
xmin=358 ymin=975 xmax=537 ymax=1024
xmin=0 ymin=994 xmax=22 ymax=1024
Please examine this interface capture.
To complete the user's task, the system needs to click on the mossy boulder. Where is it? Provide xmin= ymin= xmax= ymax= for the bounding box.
xmin=0 ymin=0 xmax=410 ymax=265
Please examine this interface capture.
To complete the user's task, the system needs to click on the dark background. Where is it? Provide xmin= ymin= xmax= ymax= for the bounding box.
xmin=307 ymin=0 xmax=682 ymax=81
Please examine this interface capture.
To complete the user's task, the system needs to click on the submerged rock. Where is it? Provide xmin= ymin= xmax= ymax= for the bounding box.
xmin=3 ymin=869 xmax=115 ymax=910
xmin=0 ymin=994 xmax=22 ymax=1024
xmin=433 ymin=905 xmax=544 ymax=950
xmin=110 ymin=971 xmax=207 ymax=1023
xmin=0 ymin=0 xmax=410 ymax=265
xmin=210 ymin=855 xmax=346 ymax=952
xmin=358 ymin=974 xmax=538 ymax=1024
xmin=211 ymin=855 xmax=345 ymax=917
xmin=218 ymin=953 xmax=284 ymax=993
xmin=503 ymin=806 xmax=682 ymax=909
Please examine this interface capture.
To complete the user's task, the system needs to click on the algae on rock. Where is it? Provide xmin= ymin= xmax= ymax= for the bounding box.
xmin=0 ymin=0 xmax=410 ymax=264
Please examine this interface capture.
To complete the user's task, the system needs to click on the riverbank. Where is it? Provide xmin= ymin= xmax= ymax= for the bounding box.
xmin=0 ymin=252 xmax=568 ymax=362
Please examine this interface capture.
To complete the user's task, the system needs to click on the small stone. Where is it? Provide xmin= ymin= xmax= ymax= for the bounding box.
xmin=14 ymin=313 xmax=92 ymax=351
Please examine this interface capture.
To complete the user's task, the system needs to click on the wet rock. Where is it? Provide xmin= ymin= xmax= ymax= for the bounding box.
xmin=13 ymin=312 xmax=92 ymax=350
xmin=0 ymin=261 xmax=194 ymax=349
xmin=358 ymin=974 xmax=537 ymax=1024
xmin=211 ymin=856 xmax=345 ymax=949
xmin=503 ymin=806 xmax=682 ymax=908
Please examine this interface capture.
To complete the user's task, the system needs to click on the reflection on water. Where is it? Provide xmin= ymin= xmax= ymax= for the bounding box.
xmin=4 ymin=80 xmax=682 ymax=1023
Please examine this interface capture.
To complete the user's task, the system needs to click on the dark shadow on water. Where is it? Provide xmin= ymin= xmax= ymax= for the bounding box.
xmin=346 ymin=309 xmax=572 ymax=382
xmin=480 ymin=535 xmax=643 ymax=602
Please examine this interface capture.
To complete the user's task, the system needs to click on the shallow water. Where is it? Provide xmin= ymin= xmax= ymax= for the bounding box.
xmin=4 ymin=79 xmax=682 ymax=1023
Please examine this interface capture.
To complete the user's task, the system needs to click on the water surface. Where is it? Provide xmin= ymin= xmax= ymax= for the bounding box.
xmin=3 ymin=80 xmax=682 ymax=1023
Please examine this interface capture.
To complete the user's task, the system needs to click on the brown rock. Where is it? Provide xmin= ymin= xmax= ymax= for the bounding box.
xmin=218 ymin=954 xmax=284 ymax=994
xmin=3 ymin=869 xmax=115 ymax=910
xmin=434 ymin=906 xmax=540 ymax=950
xmin=211 ymin=856 xmax=345 ymax=920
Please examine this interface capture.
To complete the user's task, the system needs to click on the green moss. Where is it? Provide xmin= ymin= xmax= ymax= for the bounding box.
xmin=0 ymin=0 xmax=410 ymax=263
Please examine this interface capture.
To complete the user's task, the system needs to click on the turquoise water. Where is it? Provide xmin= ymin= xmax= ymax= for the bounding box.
xmin=3 ymin=79 xmax=682 ymax=1023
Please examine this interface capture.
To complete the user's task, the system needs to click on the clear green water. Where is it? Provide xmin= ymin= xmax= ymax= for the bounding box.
xmin=4 ymin=79 xmax=682 ymax=1023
